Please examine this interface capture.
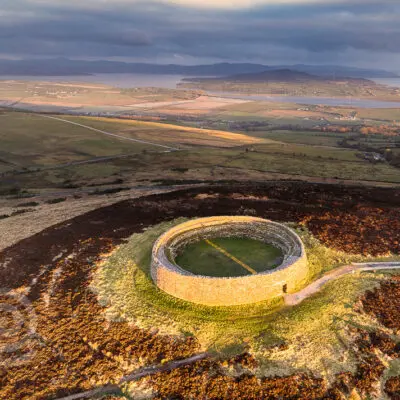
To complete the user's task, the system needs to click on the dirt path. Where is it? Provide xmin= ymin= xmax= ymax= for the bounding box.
xmin=38 ymin=114 xmax=180 ymax=151
xmin=285 ymin=262 xmax=400 ymax=306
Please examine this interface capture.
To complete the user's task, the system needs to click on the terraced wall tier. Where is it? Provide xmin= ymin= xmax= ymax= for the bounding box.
xmin=151 ymin=216 xmax=308 ymax=306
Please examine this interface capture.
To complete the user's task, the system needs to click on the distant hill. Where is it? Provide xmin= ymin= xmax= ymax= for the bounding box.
xmin=0 ymin=59 xmax=271 ymax=77
xmin=0 ymin=58 xmax=397 ymax=79
xmin=185 ymin=69 xmax=373 ymax=83
xmin=285 ymin=64 xmax=399 ymax=79
xmin=208 ymin=69 xmax=324 ymax=82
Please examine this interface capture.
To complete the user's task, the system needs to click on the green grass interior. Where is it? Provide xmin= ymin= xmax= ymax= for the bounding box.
xmin=175 ymin=237 xmax=284 ymax=277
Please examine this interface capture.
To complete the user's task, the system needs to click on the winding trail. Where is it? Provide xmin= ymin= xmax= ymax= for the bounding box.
xmin=285 ymin=262 xmax=400 ymax=306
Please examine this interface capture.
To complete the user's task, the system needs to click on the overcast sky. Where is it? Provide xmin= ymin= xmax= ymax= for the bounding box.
xmin=1 ymin=0 xmax=400 ymax=70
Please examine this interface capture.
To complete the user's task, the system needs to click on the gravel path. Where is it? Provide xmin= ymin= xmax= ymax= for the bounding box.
xmin=285 ymin=262 xmax=400 ymax=306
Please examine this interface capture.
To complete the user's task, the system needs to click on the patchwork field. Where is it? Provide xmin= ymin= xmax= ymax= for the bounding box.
xmin=2 ymin=79 xmax=400 ymax=126
xmin=180 ymin=77 xmax=400 ymax=102
xmin=0 ymin=80 xmax=253 ymax=116
xmin=0 ymin=80 xmax=201 ymax=109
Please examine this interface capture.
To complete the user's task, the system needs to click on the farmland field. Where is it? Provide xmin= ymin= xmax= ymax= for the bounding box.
xmin=2 ymin=110 xmax=400 ymax=198
xmin=180 ymin=77 xmax=400 ymax=102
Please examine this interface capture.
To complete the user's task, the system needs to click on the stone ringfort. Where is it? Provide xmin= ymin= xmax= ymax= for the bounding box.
xmin=151 ymin=216 xmax=308 ymax=306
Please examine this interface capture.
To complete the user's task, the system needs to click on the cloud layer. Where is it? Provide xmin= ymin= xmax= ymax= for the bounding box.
xmin=1 ymin=0 xmax=399 ymax=69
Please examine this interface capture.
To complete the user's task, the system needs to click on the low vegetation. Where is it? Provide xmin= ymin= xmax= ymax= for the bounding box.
xmin=1 ymin=109 xmax=400 ymax=199
xmin=45 ymin=197 xmax=66 ymax=204
xmin=91 ymin=218 xmax=396 ymax=377
xmin=1 ymin=183 xmax=399 ymax=399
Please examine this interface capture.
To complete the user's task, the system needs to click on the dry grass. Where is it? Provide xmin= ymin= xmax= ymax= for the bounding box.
xmin=63 ymin=115 xmax=268 ymax=147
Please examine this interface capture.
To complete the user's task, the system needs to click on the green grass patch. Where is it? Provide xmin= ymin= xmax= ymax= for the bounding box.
xmin=248 ymin=130 xmax=346 ymax=147
xmin=0 ymin=111 xmax=153 ymax=169
xmin=214 ymin=143 xmax=400 ymax=183
xmin=176 ymin=237 xmax=283 ymax=277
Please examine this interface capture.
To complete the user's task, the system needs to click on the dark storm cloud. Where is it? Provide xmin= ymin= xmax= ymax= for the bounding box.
xmin=0 ymin=0 xmax=399 ymax=65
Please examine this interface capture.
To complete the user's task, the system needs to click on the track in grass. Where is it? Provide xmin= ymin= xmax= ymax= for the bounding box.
xmin=175 ymin=237 xmax=283 ymax=277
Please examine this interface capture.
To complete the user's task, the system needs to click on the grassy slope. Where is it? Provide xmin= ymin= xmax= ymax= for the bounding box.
xmin=176 ymin=237 xmax=283 ymax=277
xmin=0 ymin=111 xmax=262 ymax=171
xmin=4 ymin=142 xmax=400 ymax=192
xmin=208 ymin=144 xmax=400 ymax=183
xmin=2 ymin=110 xmax=400 ymax=192
xmin=91 ymin=219 xmax=399 ymax=377
xmin=0 ymin=112 xmax=153 ymax=168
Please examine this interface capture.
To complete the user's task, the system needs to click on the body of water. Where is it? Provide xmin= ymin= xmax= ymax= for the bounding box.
xmin=371 ymin=78 xmax=400 ymax=88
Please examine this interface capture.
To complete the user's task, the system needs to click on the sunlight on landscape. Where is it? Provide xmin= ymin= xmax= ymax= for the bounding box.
xmin=1 ymin=0 xmax=400 ymax=399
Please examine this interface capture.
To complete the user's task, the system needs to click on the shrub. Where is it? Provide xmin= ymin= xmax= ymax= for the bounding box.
xmin=16 ymin=201 xmax=39 ymax=207
xmin=46 ymin=197 xmax=67 ymax=204
xmin=89 ymin=187 xmax=130 ymax=196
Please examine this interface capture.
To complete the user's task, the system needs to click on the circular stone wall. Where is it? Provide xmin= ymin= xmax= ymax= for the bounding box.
xmin=151 ymin=216 xmax=308 ymax=306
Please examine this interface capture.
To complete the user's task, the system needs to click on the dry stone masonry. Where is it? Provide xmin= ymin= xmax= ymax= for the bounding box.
xmin=151 ymin=216 xmax=308 ymax=306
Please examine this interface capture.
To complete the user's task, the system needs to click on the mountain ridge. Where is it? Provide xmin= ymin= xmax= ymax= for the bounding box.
xmin=0 ymin=58 xmax=397 ymax=78
xmin=184 ymin=68 xmax=374 ymax=83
